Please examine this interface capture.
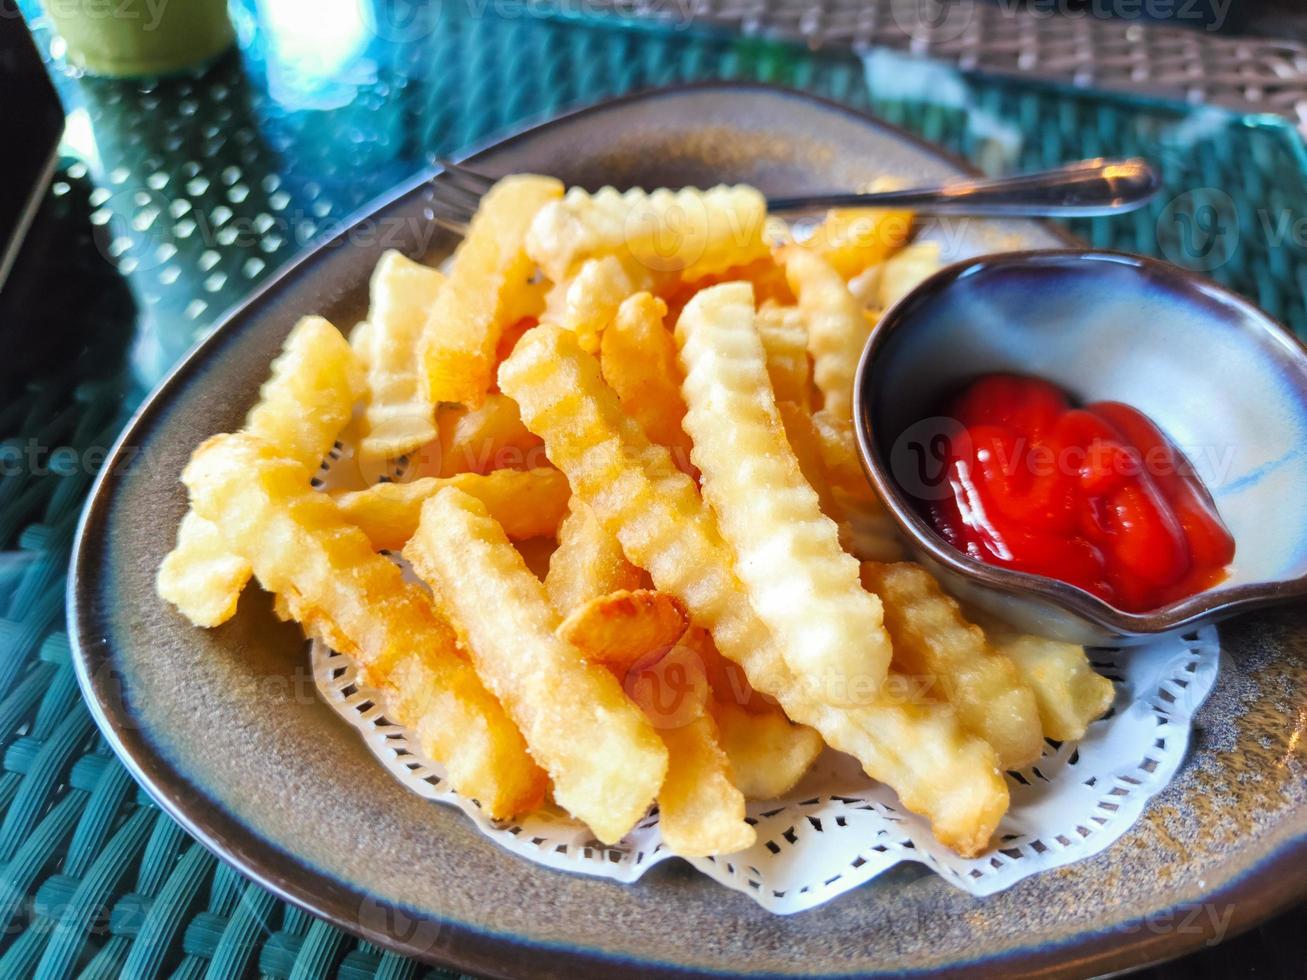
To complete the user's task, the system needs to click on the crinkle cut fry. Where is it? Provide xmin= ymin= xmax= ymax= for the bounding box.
xmin=674 ymin=281 xmax=892 ymax=703
xmin=404 ymin=487 xmax=667 ymax=845
xmin=181 ymin=432 xmax=546 ymax=819
xmin=499 ymin=324 xmax=1008 ymax=856
xmin=158 ymin=316 xmax=363 ymax=627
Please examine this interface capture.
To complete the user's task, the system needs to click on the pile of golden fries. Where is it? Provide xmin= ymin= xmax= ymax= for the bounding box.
xmin=158 ymin=175 xmax=1114 ymax=858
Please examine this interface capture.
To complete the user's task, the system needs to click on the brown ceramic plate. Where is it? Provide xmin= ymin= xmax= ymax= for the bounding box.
xmin=69 ymin=83 xmax=1307 ymax=977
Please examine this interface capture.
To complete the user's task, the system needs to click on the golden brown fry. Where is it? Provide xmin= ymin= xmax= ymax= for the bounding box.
xmin=711 ymin=699 xmax=824 ymax=800
xmin=600 ymin=292 xmax=694 ymax=473
xmin=334 ymin=467 xmax=570 ymax=550
xmin=779 ymin=246 xmax=872 ymax=420
xmin=545 ymin=502 xmax=645 ymax=616
xmin=526 ymin=184 xmax=769 ymax=283
xmin=657 ymin=714 xmax=755 ymax=856
xmin=359 ymin=251 xmax=447 ymax=460
xmin=544 ymin=253 xmax=662 ymax=353
xmin=755 ymin=303 xmax=812 ymax=411
xmin=861 ymin=562 xmax=1045 ymax=770
xmin=557 ymin=588 xmax=689 ymax=674
xmin=877 ymin=241 xmax=941 ymax=309
xmin=675 ymin=282 xmax=892 ymax=705
xmin=247 ymin=316 xmax=364 ymax=464
xmin=183 ymin=433 xmax=546 ymax=818
xmin=430 ymin=393 xmax=545 ymax=476
xmin=807 ymin=409 xmax=904 ymax=562
xmin=420 ymin=175 xmax=563 ymax=406
xmin=158 ymin=316 xmax=363 ymax=627
xmin=406 ymin=488 xmax=667 ymax=844
xmin=802 ymin=204 xmax=914 ymax=280
xmin=500 ymin=323 xmax=1008 ymax=856
xmin=155 ymin=512 xmax=252 ymax=627
xmin=974 ymin=617 xmax=1116 ymax=743
xmin=775 ymin=401 xmax=843 ymax=524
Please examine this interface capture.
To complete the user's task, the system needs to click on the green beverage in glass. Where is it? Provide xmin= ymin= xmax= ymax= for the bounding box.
xmin=43 ymin=0 xmax=234 ymax=77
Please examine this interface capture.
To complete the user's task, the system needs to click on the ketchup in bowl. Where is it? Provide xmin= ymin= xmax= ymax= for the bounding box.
xmin=923 ymin=374 xmax=1235 ymax=613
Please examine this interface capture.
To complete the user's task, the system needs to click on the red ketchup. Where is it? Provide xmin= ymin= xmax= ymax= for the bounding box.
xmin=923 ymin=374 xmax=1234 ymax=612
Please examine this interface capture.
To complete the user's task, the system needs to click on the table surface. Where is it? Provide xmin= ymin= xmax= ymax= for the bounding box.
xmin=2 ymin=0 xmax=1304 ymax=976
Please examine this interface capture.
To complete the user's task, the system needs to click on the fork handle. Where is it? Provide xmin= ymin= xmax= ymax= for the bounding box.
xmin=765 ymin=158 xmax=1159 ymax=218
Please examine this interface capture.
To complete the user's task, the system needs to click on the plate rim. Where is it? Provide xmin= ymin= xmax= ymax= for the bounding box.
xmin=66 ymin=79 xmax=1306 ymax=978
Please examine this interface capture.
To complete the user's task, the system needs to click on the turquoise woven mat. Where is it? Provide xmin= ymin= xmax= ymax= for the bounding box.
xmin=4 ymin=1 xmax=1307 ymax=976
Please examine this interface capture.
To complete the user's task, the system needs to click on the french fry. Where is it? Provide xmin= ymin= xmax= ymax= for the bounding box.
xmin=779 ymin=246 xmax=872 ymax=420
xmin=155 ymin=512 xmax=252 ymax=627
xmin=711 ymin=699 xmax=824 ymax=800
xmin=544 ymin=254 xmax=662 ymax=353
xmin=526 ymin=184 xmax=769 ymax=283
xmin=420 ymin=175 xmax=563 ymax=406
xmin=557 ymin=588 xmax=689 ymax=673
xmin=349 ymin=320 xmax=373 ymax=370
xmin=860 ymin=562 xmax=1045 ymax=770
xmin=182 ymin=433 xmax=546 ymax=818
xmin=600 ymin=292 xmax=694 ymax=473
xmin=158 ymin=316 xmax=363 ymax=627
xmin=877 ymin=241 xmax=941 ymax=309
xmin=246 ymin=316 xmax=365 ymax=464
xmin=334 ymin=467 xmax=570 ymax=550
xmin=545 ymin=502 xmax=645 ymax=616
xmin=775 ymin=401 xmax=844 ymax=523
xmin=809 ymin=409 xmax=904 ymax=562
xmin=657 ymin=713 xmax=756 ymax=856
xmin=430 ymin=393 xmax=545 ymax=476
xmin=803 ymin=206 xmax=914 ymax=280
xmin=500 ymin=323 xmax=1008 ymax=856
xmin=675 ymin=281 xmax=893 ymax=706
xmin=973 ymin=615 xmax=1116 ymax=742
xmin=404 ymin=487 xmax=667 ymax=844
xmin=358 ymin=250 xmax=446 ymax=460
xmin=755 ymin=303 xmax=812 ymax=411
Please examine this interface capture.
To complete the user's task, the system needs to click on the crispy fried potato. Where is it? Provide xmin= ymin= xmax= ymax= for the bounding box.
xmin=405 ymin=487 xmax=667 ymax=844
xmin=429 ymin=393 xmax=545 ymax=476
xmin=802 ymin=203 xmax=914 ymax=280
xmin=557 ymin=588 xmax=689 ymax=673
xmin=600 ymin=292 xmax=694 ymax=473
xmin=675 ymin=282 xmax=892 ymax=705
xmin=974 ymin=616 xmax=1116 ymax=742
xmin=349 ymin=320 xmax=374 ymax=369
xmin=711 ymin=699 xmax=824 ymax=800
xmin=183 ymin=433 xmax=546 ymax=818
xmin=358 ymin=251 xmax=446 ymax=460
xmin=155 ymin=512 xmax=252 ymax=627
xmin=756 ymin=303 xmax=812 ymax=411
xmin=545 ymin=502 xmax=645 ymax=616
xmin=681 ymin=625 xmax=772 ymax=715
xmin=247 ymin=316 xmax=365 ymax=464
xmin=544 ymin=253 xmax=662 ymax=353
xmin=158 ymin=316 xmax=363 ymax=627
xmin=809 ymin=409 xmax=904 ymax=562
xmin=500 ymin=323 xmax=1008 ymax=856
xmin=878 ymin=241 xmax=941 ymax=309
xmin=334 ymin=467 xmax=569 ymax=550
xmin=657 ymin=714 xmax=755 ymax=856
xmin=775 ymin=401 xmax=843 ymax=523
xmin=420 ymin=175 xmax=563 ymax=406
xmin=526 ymin=184 xmax=769 ymax=282
xmin=779 ymin=247 xmax=872 ymax=420
xmin=861 ymin=562 xmax=1044 ymax=770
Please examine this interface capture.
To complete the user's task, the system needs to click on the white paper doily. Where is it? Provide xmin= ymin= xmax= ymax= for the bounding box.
xmin=311 ymin=626 xmax=1219 ymax=914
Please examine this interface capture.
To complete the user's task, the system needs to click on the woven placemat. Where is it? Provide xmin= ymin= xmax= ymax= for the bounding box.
xmin=3 ymin=0 xmax=1306 ymax=976
xmin=571 ymin=0 xmax=1307 ymax=126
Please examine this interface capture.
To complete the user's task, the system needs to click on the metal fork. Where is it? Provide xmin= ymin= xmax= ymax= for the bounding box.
xmin=430 ymin=156 xmax=1159 ymax=233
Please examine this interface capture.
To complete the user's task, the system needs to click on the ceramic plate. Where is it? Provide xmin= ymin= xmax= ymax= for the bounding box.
xmin=70 ymin=83 xmax=1307 ymax=978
